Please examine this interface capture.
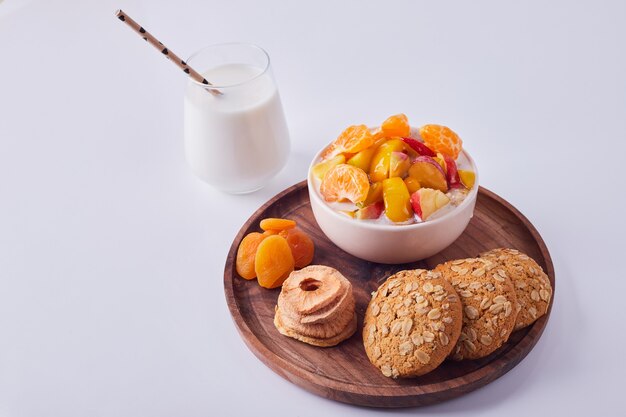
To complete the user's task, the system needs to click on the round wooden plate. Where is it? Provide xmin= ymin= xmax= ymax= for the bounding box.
xmin=224 ymin=181 xmax=554 ymax=408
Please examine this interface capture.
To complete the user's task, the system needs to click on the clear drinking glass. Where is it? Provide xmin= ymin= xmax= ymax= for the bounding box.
xmin=183 ymin=43 xmax=290 ymax=193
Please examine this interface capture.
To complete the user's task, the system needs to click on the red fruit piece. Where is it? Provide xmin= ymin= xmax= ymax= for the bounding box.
xmin=402 ymin=137 xmax=436 ymax=157
xmin=355 ymin=201 xmax=385 ymax=220
xmin=442 ymin=154 xmax=462 ymax=189
xmin=410 ymin=191 xmax=423 ymax=219
xmin=408 ymin=156 xmax=448 ymax=192
xmin=411 ymin=188 xmax=451 ymax=220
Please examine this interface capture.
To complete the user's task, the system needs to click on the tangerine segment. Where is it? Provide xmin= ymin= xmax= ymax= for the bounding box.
xmin=260 ymin=218 xmax=296 ymax=232
xmin=235 ymin=232 xmax=265 ymax=280
xmin=381 ymin=114 xmax=410 ymax=137
xmin=321 ymin=125 xmax=374 ymax=159
xmin=419 ymin=124 xmax=463 ymax=159
xmin=255 ymin=235 xmax=295 ymax=289
xmin=279 ymin=228 xmax=315 ymax=269
xmin=320 ymin=164 xmax=370 ymax=204
xmin=371 ymin=128 xmax=387 ymax=142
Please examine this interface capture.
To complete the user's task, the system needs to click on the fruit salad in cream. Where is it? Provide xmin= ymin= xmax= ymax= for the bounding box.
xmin=311 ymin=114 xmax=476 ymax=224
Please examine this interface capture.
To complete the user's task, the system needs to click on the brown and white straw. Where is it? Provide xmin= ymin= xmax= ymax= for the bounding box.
xmin=115 ymin=9 xmax=221 ymax=96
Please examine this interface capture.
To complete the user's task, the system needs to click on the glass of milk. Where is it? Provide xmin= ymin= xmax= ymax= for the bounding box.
xmin=184 ymin=43 xmax=290 ymax=193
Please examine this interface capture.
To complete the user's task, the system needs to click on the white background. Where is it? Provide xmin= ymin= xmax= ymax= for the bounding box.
xmin=1 ymin=0 xmax=625 ymax=416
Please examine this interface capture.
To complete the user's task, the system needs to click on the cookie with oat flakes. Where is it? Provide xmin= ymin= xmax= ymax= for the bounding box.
xmin=479 ymin=248 xmax=552 ymax=330
xmin=435 ymin=258 xmax=518 ymax=361
xmin=363 ymin=269 xmax=462 ymax=378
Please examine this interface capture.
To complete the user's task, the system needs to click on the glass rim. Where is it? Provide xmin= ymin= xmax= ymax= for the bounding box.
xmin=186 ymin=42 xmax=270 ymax=89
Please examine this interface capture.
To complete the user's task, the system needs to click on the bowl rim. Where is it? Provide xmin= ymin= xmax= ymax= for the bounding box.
xmin=307 ymin=138 xmax=479 ymax=232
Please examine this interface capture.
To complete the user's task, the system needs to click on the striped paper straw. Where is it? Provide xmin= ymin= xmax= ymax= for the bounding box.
xmin=115 ymin=9 xmax=221 ymax=96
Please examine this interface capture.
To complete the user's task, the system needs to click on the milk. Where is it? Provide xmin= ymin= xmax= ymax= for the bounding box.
xmin=184 ymin=63 xmax=290 ymax=193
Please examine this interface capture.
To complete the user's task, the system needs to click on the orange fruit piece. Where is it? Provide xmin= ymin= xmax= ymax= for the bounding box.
xmin=371 ymin=128 xmax=387 ymax=142
xmin=235 ymin=232 xmax=265 ymax=280
xmin=320 ymin=164 xmax=370 ymax=204
xmin=311 ymin=154 xmax=346 ymax=180
xmin=360 ymin=181 xmax=384 ymax=207
xmin=458 ymin=170 xmax=476 ymax=189
xmin=321 ymin=125 xmax=374 ymax=159
xmin=404 ymin=177 xmax=421 ymax=194
xmin=419 ymin=124 xmax=463 ymax=159
xmin=255 ymin=235 xmax=295 ymax=289
xmin=382 ymin=177 xmax=413 ymax=222
xmin=279 ymin=228 xmax=315 ymax=268
xmin=260 ymin=218 xmax=296 ymax=232
xmin=381 ymin=114 xmax=410 ymax=137
xmin=368 ymin=138 xmax=406 ymax=182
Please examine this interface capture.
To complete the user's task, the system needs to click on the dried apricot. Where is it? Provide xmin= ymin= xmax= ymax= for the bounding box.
xmin=320 ymin=164 xmax=370 ymax=204
xmin=381 ymin=114 xmax=410 ymax=137
xmin=260 ymin=218 xmax=296 ymax=232
xmin=279 ymin=228 xmax=315 ymax=268
xmin=255 ymin=235 xmax=295 ymax=289
xmin=419 ymin=124 xmax=463 ymax=159
xmin=235 ymin=232 xmax=265 ymax=280
xmin=321 ymin=125 xmax=374 ymax=159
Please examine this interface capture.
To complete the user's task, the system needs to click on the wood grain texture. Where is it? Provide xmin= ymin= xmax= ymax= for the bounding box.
xmin=223 ymin=182 xmax=555 ymax=408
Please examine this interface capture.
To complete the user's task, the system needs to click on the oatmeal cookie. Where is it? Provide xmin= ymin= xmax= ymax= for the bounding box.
xmin=435 ymin=258 xmax=518 ymax=361
xmin=480 ymin=248 xmax=552 ymax=330
xmin=363 ymin=269 xmax=463 ymax=378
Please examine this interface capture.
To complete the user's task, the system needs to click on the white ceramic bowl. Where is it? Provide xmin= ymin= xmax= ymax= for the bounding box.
xmin=307 ymin=146 xmax=479 ymax=264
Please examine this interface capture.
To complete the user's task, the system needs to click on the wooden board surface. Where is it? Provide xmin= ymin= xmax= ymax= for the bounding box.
xmin=223 ymin=182 xmax=555 ymax=408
